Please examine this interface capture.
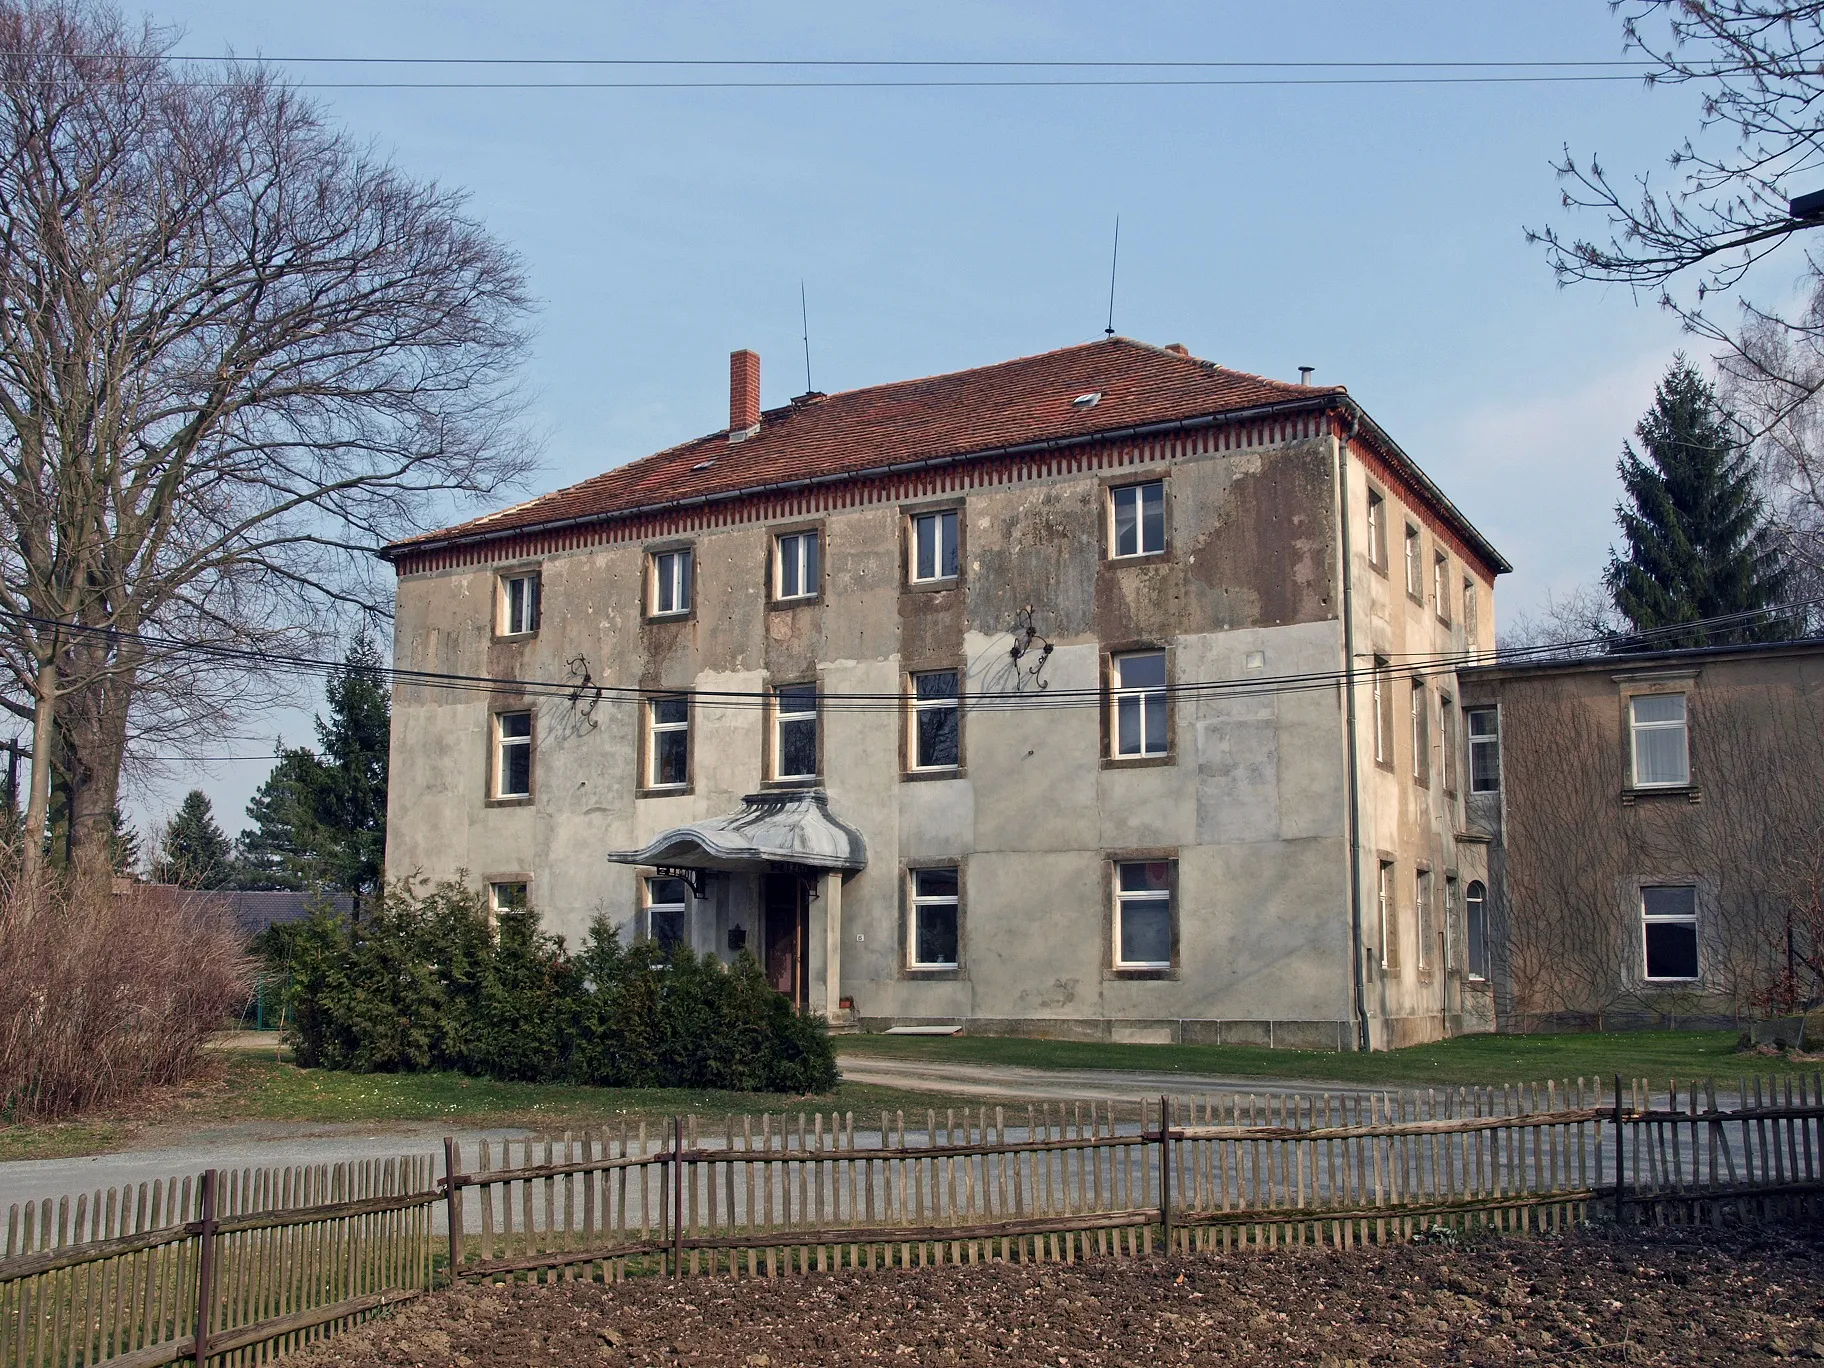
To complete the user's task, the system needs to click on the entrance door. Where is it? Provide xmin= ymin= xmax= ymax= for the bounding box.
xmin=762 ymin=873 xmax=808 ymax=1009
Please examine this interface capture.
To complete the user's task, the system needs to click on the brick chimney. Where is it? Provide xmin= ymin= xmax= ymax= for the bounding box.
xmin=729 ymin=349 xmax=761 ymax=441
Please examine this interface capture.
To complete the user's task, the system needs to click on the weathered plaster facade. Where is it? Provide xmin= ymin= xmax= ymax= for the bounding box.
xmin=384 ymin=340 xmax=1505 ymax=1049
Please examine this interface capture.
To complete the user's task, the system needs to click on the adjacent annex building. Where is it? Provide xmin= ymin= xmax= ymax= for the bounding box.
xmin=381 ymin=339 xmax=1508 ymax=1050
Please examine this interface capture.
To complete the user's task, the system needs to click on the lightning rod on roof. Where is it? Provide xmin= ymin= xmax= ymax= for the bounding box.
xmin=1104 ymin=216 xmax=1120 ymax=338
xmin=800 ymin=281 xmax=813 ymax=395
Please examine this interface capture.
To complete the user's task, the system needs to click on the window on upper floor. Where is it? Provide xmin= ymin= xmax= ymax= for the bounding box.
xmin=1110 ymin=480 xmax=1166 ymax=558
xmin=909 ymin=510 xmax=959 ymax=584
xmin=1110 ymin=650 xmax=1168 ymax=758
xmin=774 ymin=530 xmax=821 ymax=601
xmin=1372 ymin=656 xmax=1394 ymax=769
xmin=1467 ymin=707 xmax=1500 ymax=794
xmin=1440 ymin=694 xmax=1459 ymax=794
xmin=1630 ymin=692 xmax=1690 ymax=788
xmin=908 ymin=670 xmax=960 ymax=771
xmin=1410 ymin=680 xmax=1430 ymax=785
xmin=1463 ymin=576 xmax=1479 ymax=655
xmin=772 ymin=683 xmax=819 ymax=780
xmin=499 ymin=570 xmax=541 ymax=637
xmin=1113 ymin=860 xmax=1174 ymax=969
xmin=493 ymin=710 xmax=533 ymax=799
xmin=646 ymin=694 xmax=689 ymax=790
xmin=1404 ymin=524 xmax=1423 ymax=600
xmin=1366 ymin=488 xmax=1387 ymax=569
xmin=649 ymin=548 xmax=692 ymax=617
xmin=1434 ymin=550 xmax=1451 ymax=622
xmin=908 ymin=866 xmax=960 ymax=969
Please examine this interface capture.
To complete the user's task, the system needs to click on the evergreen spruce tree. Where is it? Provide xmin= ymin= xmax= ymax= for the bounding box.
xmin=155 ymin=790 xmax=234 ymax=888
xmin=108 ymin=807 xmax=141 ymax=879
xmin=235 ymin=633 xmax=390 ymax=907
xmin=1605 ymin=356 xmax=1792 ymax=647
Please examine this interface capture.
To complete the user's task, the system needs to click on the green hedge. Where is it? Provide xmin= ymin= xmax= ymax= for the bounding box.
xmin=279 ymin=880 xmax=837 ymax=1093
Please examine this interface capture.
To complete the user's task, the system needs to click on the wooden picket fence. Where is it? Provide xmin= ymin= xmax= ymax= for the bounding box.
xmin=5 ymin=1074 xmax=1824 ymax=1366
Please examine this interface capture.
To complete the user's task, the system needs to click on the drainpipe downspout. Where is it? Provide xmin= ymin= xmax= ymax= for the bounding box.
xmin=1335 ymin=412 xmax=1373 ymax=1053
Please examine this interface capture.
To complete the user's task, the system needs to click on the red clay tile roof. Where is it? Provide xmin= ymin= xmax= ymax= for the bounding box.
xmin=385 ymin=336 xmax=1505 ymax=574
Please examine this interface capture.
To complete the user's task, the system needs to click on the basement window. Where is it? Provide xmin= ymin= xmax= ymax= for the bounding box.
xmin=489 ymin=881 xmax=529 ymax=916
xmin=1466 ymin=880 xmax=1489 ymax=981
xmin=1378 ymin=860 xmax=1400 ymax=972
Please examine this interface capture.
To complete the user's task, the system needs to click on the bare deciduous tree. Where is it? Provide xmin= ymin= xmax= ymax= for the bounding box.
xmin=0 ymin=2 xmax=536 ymax=882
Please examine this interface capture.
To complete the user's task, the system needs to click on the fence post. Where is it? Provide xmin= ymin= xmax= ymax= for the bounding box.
xmin=671 ymin=1115 xmax=685 ymax=1278
xmin=1158 ymin=1095 xmax=1173 ymax=1254
xmin=1612 ymin=1074 xmax=1627 ymax=1226
xmin=442 ymin=1138 xmax=464 ymax=1283
xmin=193 ymin=1168 xmax=219 ymax=1368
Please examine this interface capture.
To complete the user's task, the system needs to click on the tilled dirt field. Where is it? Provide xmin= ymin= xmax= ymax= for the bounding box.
xmin=287 ymin=1226 xmax=1824 ymax=1366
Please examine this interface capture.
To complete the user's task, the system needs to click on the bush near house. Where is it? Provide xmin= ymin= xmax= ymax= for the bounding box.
xmin=280 ymin=880 xmax=837 ymax=1094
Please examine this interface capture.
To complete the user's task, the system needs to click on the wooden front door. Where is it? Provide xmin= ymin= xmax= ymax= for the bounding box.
xmin=762 ymin=872 xmax=807 ymax=1009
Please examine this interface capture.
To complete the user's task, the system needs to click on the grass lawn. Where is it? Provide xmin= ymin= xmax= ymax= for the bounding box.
xmin=836 ymin=1028 xmax=1813 ymax=1089
xmin=0 ymin=1048 xmax=1000 ymax=1163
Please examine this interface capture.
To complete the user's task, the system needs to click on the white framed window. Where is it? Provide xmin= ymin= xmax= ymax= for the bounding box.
xmin=1467 ymin=707 xmax=1499 ymax=793
xmin=1113 ymin=860 xmax=1174 ymax=968
xmin=1110 ymin=650 xmax=1168 ymax=758
xmin=1434 ymin=551 xmax=1451 ymax=622
xmin=908 ymin=867 xmax=960 ymax=969
xmin=1416 ymin=870 xmax=1433 ymax=972
xmin=909 ymin=670 xmax=960 ymax=770
xmin=1466 ymin=880 xmax=1489 ymax=981
xmin=1404 ymin=524 xmax=1422 ymax=598
xmin=489 ymin=881 xmax=528 ymax=916
xmin=494 ymin=710 xmax=533 ymax=799
xmin=645 ymin=875 xmax=690 ymax=953
xmin=647 ymin=694 xmax=689 ymax=789
xmin=1378 ymin=860 xmax=1399 ymax=971
xmin=775 ymin=530 xmax=820 ymax=600
xmin=1366 ymin=488 xmax=1386 ymax=568
xmin=1642 ymin=885 xmax=1698 ymax=981
xmin=1630 ymin=693 xmax=1690 ymax=788
xmin=1463 ymin=576 xmax=1479 ymax=657
xmin=773 ymin=683 xmax=818 ymax=779
xmin=1110 ymin=481 xmax=1165 ymax=558
xmin=1410 ymin=680 xmax=1429 ymax=785
xmin=500 ymin=571 xmax=541 ymax=636
xmin=651 ymin=549 xmax=692 ymax=617
xmin=1372 ymin=656 xmax=1393 ymax=766
xmin=909 ymin=510 xmax=959 ymax=583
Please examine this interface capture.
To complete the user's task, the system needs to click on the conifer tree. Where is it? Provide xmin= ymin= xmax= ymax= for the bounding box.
xmin=155 ymin=790 xmax=233 ymax=889
xmin=1605 ymin=357 xmax=1792 ymax=647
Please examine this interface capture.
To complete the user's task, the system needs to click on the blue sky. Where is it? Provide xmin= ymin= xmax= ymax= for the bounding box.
xmin=131 ymin=1 xmax=1723 ymax=836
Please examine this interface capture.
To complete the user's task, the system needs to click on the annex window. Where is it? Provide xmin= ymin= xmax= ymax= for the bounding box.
xmin=1113 ymin=860 xmax=1174 ymax=969
xmin=1372 ymin=656 xmax=1394 ymax=767
xmin=1416 ymin=870 xmax=1434 ymax=972
xmin=772 ymin=683 xmax=819 ymax=780
xmin=1110 ymin=650 xmax=1168 ymax=758
xmin=1466 ymin=880 xmax=1489 ymax=981
xmin=500 ymin=570 xmax=541 ymax=636
xmin=1410 ymin=680 xmax=1429 ymax=785
xmin=1434 ymin=551 xmax=1451 ymax=622
xmin=1642 ymin=885 xmax=1698 ymax=982
xmin=1404 ymin=524 xmax=1422 ymax=599
xmin=1110 ymin=480 xmax=1166 ymax=558
xmin=645 ymin=876 xmax=690 ymax=953
xmin=909 ymin=670 xmax=960 ymax=771
xmin=1377 ymin=860 xmax=1399 ymax=972
xmin=1366 ymin=488 xmax=1387 ymax=568
xmin=908 ymin=867 xmax=960 ymax=969
xmin=1467 ymin=707 xmax=1500 ymax=793
xmin=1440 ymin=695 xmax=1459 ymax=794
xmin=909 ymin=510 xmax=959 ymax=583
xmin=775 ymin=530 xmax=820 ymax=601
xmin=647 ymin=694 xmax=689 ymax=789
xmin=494 ymin=710 xmax=532 ymax=799
xmin=489 ymin=881 xmax=528 ymax=916
xmin=1630 ymin=693 xmax=1690 ymax=788
xmin=650 ymin=548 xmax=693 ymax=617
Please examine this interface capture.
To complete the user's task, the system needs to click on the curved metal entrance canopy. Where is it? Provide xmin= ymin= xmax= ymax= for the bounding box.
xmin=604 ymin=788 xmax=867 ymax=874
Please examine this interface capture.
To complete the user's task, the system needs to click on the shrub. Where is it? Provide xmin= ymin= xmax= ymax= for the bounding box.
xmin=280 ymin=879 xmax=839 ymax=1093
xmin=0 ymin=875 xmax=253 ymax=1122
